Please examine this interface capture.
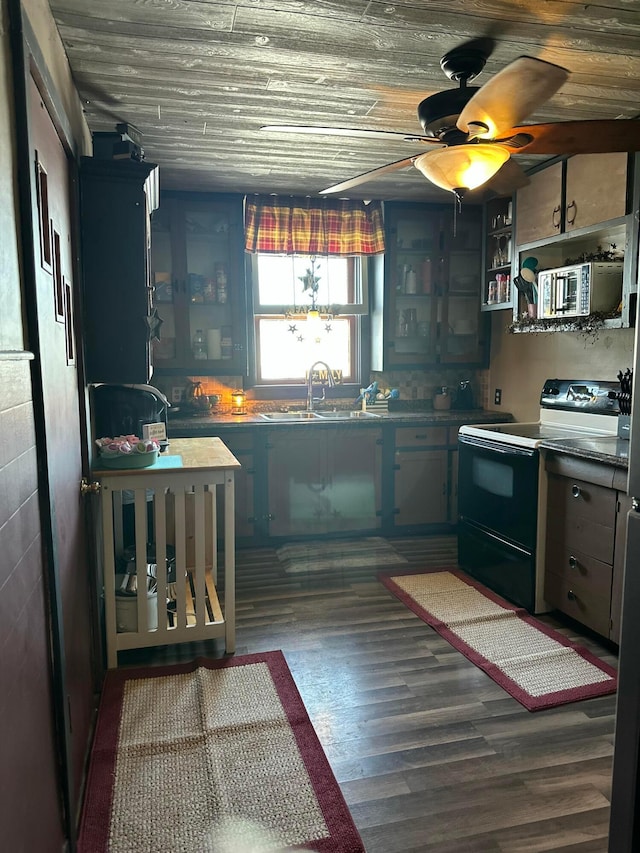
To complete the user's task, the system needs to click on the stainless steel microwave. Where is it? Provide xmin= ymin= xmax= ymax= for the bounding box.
xmin=539 ymin=261 xmax=623 ymax=319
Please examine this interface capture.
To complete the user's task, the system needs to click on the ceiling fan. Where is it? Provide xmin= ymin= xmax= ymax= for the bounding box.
xmin=262 ymin=44 xmax=640 ymax=200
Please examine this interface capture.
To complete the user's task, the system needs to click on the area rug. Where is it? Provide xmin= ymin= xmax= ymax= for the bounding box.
xmin=379 ymin=568 xmax=617 ymax=712
xmin=78 ymin=651 xmax=364 ymax=853
xmin=276 ymin=536 xmax=407 ymax=574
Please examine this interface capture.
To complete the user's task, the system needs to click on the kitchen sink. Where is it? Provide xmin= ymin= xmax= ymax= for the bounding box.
xmin=315 ymin=410 xmax=381 ymax=419
xmin=259 ymin=411 xmax=322 ymax=421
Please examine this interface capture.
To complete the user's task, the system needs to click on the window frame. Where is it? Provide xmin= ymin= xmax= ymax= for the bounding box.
xmin=249 ymin=253 xmax=369 ymax=316
xmin=246 ymin=253 xmax=370 ymax=396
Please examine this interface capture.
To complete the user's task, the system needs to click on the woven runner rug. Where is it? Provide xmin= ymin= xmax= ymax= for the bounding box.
xmin=379 ymin=568 xmax=617 ymax=712
xmin=78 ymin=652 xmax=364 ymax=853
xmin=276 ymin=536 xmax=407 ymax=574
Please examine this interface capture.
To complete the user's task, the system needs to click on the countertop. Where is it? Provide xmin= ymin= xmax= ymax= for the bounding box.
xmin=93 ymin=437 xmax=241 ymax=476
xmin=167 ymin=408 xmax=513 ymax=435
xmin=540 ymin=435 xmax=629 ymax=469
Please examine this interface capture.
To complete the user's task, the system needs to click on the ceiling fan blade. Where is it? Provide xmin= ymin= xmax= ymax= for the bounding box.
xmin=457 ymin=56 xmax=569 ymax=139
xmin=497 ymin=119 xmax=640 ymax=155
xmin=261 ymin=124 xmax=437 ymax=144
xmin=319 ymin=157 xmax=417 ymax=195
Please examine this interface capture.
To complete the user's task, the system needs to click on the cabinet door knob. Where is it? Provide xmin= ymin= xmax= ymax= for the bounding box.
xmin=568 ymin=555 xmax=578 ymax=569
xmin=552 ymin=205 xmax=561 ymax=229
xmin=567 ymin=590 xmax=577 ymax=602
xmin=566 ymin=199 xmax=577 ymax=225
xmin=571 ymin=484 xmax=582 ymax=498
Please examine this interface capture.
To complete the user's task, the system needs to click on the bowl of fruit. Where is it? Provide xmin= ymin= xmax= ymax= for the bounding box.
xmin=95 ymin=435 xmax=160 ymax=469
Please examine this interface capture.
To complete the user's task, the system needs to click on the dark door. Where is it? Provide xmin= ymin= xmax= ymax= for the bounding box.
xmin=28 ymin=73 xmax=96 ymax=820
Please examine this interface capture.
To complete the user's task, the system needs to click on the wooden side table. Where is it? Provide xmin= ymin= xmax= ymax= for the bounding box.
xmin=94 ymin=438 xmax=240 ymax=667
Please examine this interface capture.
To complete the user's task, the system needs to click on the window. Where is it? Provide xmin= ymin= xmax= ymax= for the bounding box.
xmin=250 ymin=254 xmax=368 ymax=386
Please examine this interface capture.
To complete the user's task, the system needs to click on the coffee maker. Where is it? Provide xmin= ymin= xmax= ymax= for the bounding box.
xmin=90 ymin=384 xmax=170 ymax=452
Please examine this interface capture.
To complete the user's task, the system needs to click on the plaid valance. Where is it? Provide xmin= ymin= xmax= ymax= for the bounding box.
xmin=244 ymin=195 xmax=385 ymax=255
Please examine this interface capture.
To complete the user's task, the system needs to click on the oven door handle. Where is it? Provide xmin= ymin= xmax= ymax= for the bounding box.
xmin=458 ymin=434 xmax=538 ymax=457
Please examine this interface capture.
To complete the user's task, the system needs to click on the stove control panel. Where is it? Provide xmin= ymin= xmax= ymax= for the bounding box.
xmin=540 ymin=378 xmax=620 ymax=414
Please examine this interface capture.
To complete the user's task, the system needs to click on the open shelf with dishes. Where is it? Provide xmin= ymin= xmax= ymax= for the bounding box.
xmin=482 ymin=196 xmax=514 ymax=312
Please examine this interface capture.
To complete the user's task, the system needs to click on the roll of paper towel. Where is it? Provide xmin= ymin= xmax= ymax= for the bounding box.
xmin=207 ymin=329 xmax=222 ymax=360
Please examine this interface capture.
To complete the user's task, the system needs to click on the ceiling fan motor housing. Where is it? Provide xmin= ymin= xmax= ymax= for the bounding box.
xmin=417 ymin=87 xmax=478 ymax=142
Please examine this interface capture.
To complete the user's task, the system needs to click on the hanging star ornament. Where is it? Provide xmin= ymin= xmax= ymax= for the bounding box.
xmin=288 ymin=323 xmax=299 ymax=335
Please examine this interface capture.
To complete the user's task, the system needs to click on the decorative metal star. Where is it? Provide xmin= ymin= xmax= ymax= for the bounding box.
xmin=288 ymin=323 xmax=298 ymax=334
xmin=324 ymin=322 xmax=332 ymax=333
xmin=297 ymin=334 xmax=305 ymax=342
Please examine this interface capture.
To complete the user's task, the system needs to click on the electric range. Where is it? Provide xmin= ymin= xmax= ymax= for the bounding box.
xmin=457 ymin=379 xmax=620 ymax=613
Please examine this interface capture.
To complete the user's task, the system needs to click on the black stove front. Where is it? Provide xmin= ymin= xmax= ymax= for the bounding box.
xmin=458 ymin=435 xmax=540 ymax=611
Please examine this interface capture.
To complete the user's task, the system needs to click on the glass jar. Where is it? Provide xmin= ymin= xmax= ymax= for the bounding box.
xmin=192 ymin=329 xmax=208 ymax=359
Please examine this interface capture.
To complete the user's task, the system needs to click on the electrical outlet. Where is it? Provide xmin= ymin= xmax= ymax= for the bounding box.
xmin=494 ymin=388 xmax=502 ymax=405
xmin=171 ymin=386 xmax=184 ymax=403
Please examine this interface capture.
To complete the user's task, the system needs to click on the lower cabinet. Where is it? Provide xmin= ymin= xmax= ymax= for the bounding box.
xmin=393 ymin=426 xmax=449 ymax=528
xmin=544 ymin=453 xmax=628 ymax=642
xmin=175 ymin=420 xmax=462 ymax=543
xmin=266 ymin=425 xmax=383 ymax=537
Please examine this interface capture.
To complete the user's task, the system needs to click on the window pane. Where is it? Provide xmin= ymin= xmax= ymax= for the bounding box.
xmin=256 ymin=255 xmax=351 ymax=307
xmin=257 ymin=318 xmax=352 ymax=381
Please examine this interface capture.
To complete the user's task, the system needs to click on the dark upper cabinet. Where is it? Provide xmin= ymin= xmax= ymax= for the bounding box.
xmin=370 ymin=202 xmax=486 ymax=370
xmin=150 ymin=192 xmax=248 ymax=376
xmin=80 ymin=157 xmax=159 ymax=384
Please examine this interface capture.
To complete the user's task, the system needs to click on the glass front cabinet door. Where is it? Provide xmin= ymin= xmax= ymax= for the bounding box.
xmin=371 ymin=202 xmax=484 ymax=369
xmin=441 ymin=206 xmax=484 ymax=363
xmin=150 ymin=192 xmax=247 ymax=375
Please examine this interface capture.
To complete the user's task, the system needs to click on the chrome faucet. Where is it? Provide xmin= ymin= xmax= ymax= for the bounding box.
xmin=307 ymin=361 xmax=335 ymax=411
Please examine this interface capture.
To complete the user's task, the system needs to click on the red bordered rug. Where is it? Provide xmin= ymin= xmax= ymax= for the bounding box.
xmin=379 ymin=568 xmax=617 ymax=712
xmin=78 ymin=651 xmax=364 ymax=852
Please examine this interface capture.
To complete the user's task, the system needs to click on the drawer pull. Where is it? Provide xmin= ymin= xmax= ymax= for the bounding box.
xmin=568 ymin=555 xmax=578 ymax=570
xmin=567 ymin=590 xmax=577 ymax=602
xmin=571 ymin=484 xmax=582 ymax=498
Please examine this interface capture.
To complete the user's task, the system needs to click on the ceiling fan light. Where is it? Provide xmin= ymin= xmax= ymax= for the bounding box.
xmin=414 ymin=144 xmax=510 ymax=194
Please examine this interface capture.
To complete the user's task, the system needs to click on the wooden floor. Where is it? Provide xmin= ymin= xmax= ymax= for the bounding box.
xmin=118 ymin=535 xmax=618 ymax=853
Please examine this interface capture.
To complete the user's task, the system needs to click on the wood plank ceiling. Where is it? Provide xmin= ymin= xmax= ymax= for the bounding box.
xmin=47 ymin=0 xmax=640 ymax=202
